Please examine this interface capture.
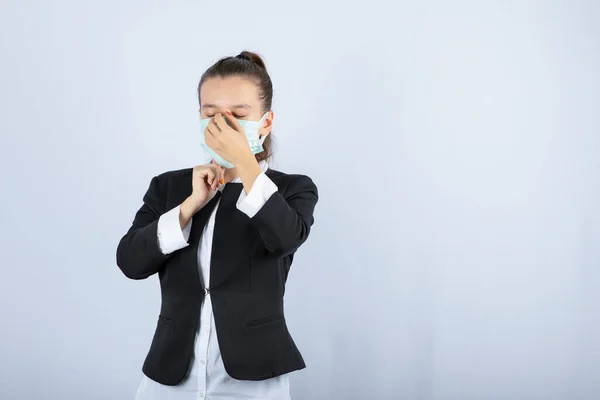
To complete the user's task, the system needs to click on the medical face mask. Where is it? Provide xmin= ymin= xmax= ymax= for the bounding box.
xmin=199 ymin=112 xmax=269 ymax=169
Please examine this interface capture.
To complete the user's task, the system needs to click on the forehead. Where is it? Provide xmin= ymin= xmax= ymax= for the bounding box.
xmin=200 ymin=76 xmax=260 ymax=108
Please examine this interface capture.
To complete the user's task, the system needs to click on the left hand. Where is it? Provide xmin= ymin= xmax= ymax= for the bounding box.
xmin=205 ymin=112 xmax=254 ymax=166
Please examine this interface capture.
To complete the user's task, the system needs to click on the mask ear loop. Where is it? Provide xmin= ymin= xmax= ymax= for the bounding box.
xmin=258 ymin=112 xmax=270 ymax=144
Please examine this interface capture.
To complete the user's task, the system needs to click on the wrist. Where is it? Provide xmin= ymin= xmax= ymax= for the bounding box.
xmin=232 ymin=149 xmax=256 ymax=168
xmin=235 ymin=154 xmax=262 ymax=193
xmin=181 ymin=195 xmax=201 ymax=220
xmin=235 ymin=152 xmax=260 ymax=172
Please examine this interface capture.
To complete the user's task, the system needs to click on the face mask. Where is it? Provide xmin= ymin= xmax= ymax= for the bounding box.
xmin=199 ymin=112 xmax=269 ymax=169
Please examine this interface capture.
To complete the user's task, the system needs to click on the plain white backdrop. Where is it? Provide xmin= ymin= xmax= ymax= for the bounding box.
xmin=1 ymin=1 xmax=598 ymax=399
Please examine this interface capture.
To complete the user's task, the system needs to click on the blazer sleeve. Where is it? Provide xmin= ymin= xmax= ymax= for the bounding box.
xmin=249 ymin=174 xmax=318 ymax=257
xmin=116 ymin=175 xmax=172 ymax=279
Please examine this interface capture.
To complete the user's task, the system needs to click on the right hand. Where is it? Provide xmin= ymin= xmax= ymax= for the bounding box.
xmin=191 ymin=163 xmax=225 ymax=206
xmin=180 ymin=164 xmax=224 ymax=225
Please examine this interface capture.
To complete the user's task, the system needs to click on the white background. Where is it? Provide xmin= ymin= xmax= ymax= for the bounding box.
xmin=1 ymin=0 xmax=598 ymax=399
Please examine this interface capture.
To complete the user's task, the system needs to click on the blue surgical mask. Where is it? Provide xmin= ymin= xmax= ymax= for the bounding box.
xmin=199 ymin=113 xmax=269 ymax=169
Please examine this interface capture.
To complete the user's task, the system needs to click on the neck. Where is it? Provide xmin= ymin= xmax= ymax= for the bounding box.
xmin=224 ymin=167 xmax=239 ymax=183
xmin=211 ymin=158 xmax=264 ymax=184
xmin=209 ymin=161 xmax=251 ymax=183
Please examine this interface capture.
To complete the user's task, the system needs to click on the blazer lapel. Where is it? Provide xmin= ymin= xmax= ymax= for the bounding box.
xmin=209 ymin=183 xmax=252 ymax=289
xmin=179 ymin=192 xmax=221 ymax=290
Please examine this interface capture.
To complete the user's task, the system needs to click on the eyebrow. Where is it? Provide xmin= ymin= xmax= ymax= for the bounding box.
xmin=201 ymin=103 xmax=252 ymax=110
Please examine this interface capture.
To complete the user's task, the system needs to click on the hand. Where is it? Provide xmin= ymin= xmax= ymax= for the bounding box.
xmin=205 ymin=112 xmax=254 ymax=166
xmin=179 ymin=164 xmax=224 ymax=227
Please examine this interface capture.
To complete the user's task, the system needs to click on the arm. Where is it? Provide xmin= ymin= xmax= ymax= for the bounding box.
xmin=116 ymin=175 xmax=178 ymax=280
xmin=236 ymin=163 xmax=319 ymax=257
xmin=209 ymin=112 xmax=318 ymax=256
xmin=116 ymin=165 xmax=223 ymax=279
xmin=157 ymin=204 xmax=192 ymax=254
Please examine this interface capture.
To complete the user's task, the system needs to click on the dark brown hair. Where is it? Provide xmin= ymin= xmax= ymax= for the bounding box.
xmin=198 ymin=51 xmax=274 ymax=162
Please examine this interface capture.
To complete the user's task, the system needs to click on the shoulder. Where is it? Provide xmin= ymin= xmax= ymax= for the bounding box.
xmin=141 ymin=167 xmax=193 ymax=210
xmin=155 ymin=167 xmax=193 ymax=182
xmin=266 ymin=168 xmax=318 ymax=198
xmin=144 ymin=167 xmax=192 ymax=196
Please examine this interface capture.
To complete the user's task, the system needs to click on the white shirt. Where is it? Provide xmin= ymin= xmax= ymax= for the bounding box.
xmin=134 ymin=161 xmax=292 ymax=400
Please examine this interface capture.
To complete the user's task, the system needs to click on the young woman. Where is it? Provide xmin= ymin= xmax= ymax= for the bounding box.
xmin=116 ymin=51 xmax=319 ymax=400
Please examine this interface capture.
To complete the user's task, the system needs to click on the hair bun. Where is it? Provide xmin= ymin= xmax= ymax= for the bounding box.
xmin=236 ymin=51 xmax=267 ymax=71
xmin=235 ymin=53 xmax=251 ymax=61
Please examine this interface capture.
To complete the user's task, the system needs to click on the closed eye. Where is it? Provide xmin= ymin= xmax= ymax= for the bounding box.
xmin=206 ymin=114 xmax=246 ymax=119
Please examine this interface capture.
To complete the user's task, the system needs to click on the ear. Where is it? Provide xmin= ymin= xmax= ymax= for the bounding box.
xmin=258 ymin=111 xmax=274 ymax=138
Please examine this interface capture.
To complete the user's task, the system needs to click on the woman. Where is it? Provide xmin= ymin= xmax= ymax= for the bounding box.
xmin=116 ymin=51 xmax=318 ymax=400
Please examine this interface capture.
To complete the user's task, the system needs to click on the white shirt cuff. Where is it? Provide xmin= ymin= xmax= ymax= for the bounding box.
xmin=157 ymin=204 xmax=192 ymax=255
xmin=236 ymin=172 xmax=278 ymax=218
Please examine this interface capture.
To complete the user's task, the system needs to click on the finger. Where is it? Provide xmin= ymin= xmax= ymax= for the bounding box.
xmin=207 ymin=120 xmax=220 ymax=136
xmin=207 ymin=178 xmax=217 ymax=191
xmin=205 ymin=125 xmax=218 ymax=146
xmin=223 ymin=111 xmax=244 ymax=133
xmin=204 ymin=124 xmax=215 ymax=141
xmin=198 ymin=165 xmax=215 ymax=177
xmin=214 ymin=166 xmax=224 ymax=186
xmin=208 ymin=164 xmax=222 ymax=189
xmin=214 ymin=113 xmax=227 ymax=130
xmin=219 ymin=167 xmax=225 ymax=185
xmin=212 ymin=115 xmax=223 ymax=131
xmin=206 ymin=168 xmax=215 ymax=185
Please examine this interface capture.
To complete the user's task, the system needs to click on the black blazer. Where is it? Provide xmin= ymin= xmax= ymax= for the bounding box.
xmin=116 ymin=167 xmax=318 ymax=386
